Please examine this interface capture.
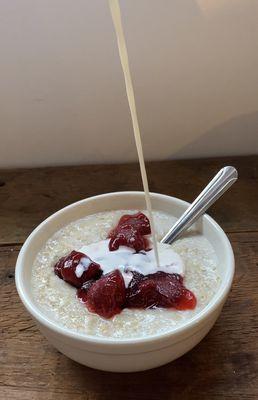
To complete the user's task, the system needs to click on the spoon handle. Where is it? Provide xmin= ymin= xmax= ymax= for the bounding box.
xmin=161 ymin=166 xmax=238 ymax=245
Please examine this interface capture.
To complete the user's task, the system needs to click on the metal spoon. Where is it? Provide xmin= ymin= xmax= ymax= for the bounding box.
xmin=161 ymin=166 xmax=238 ymax=245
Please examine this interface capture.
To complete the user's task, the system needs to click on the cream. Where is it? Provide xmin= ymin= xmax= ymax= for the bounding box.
xmin=78 ymin=239 xmax=184 ymax=287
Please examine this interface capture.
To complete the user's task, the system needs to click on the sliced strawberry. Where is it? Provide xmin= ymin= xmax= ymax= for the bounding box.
xmin=77 ymin=280 xmax=95 ymax=303
xmin=108 ymin=212 xmax=151 ymax=252
xmin=117 ymin=213 xmax=151 ymax=235
xmin=176 ymin=288 xmax=197 ymax=310
xmin=86 ymin=270 xmax=126 ymax=319
xmin=126 ymin=271 xmax=196 ymax=310
xmin=54 ymin=250 xmax=102 ymax=288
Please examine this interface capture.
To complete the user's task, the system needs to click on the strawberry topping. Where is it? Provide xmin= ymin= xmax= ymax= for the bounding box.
xmin=108 ymin=212 xmax=151 ymax=252
xmin=84 ymin=270 xmax=126 ymax=319
xmin=54 ymin=250 xmax=102 ymax=288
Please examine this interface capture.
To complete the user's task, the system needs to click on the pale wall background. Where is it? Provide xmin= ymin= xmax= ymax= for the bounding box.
xmin=0 ymin=0 xmax=257 ymax=168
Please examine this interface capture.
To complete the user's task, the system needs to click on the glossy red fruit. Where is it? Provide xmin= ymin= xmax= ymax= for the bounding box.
xmin=108 ymin=212 xmax=151 ymax=252
xmin=54 ymin=250 xmax=102 ymax=288
xmin=86 ymin=270 xmax=126 ymax=319
xmin=126 ymin=271 xmax=196 ymax=310
xmin=77 ymin=280 xmax=95 ymax=303
xmin=176 ymin=288 xmax=197 ymax=310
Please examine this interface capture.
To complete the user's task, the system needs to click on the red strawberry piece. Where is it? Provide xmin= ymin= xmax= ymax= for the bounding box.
xmin=126 ymin=271 xmax=196 ymax=310
xmin=108 ymin=212 xmax=151 ymax=252
xmin=86 ymin=270 xmax=126 ymax=319
xmin=77 ymin=280 xmax=95 ymax=303
xmin=118 ymin=213 xmax=151 ymax=235
xmin=54 ymin=250 xmax=102 ymax=288
xmin=176 ymin=288 xmax=197 ymax=310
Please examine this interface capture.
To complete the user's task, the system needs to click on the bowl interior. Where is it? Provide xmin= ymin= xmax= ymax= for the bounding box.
xmin=16 ymin=191 xmax=234 ymax=342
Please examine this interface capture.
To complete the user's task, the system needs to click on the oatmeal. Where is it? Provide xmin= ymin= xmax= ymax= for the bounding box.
xmin=31 ymin=210 xmax=220 ymax=339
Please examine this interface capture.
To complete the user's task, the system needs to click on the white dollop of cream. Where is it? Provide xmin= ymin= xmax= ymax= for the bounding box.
xmin=75 ymin=257 xmax=91 ymax=278
xmin=78 ymin=239 xmax=184 ymax=287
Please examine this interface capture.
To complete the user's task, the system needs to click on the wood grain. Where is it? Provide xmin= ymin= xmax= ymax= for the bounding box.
xmin=1 ymin=234 xmax=257 ymax=400
xmin=0 ymin=156 xmax=258 ymax=399
xmin=0 ymin=156 xmax=257 ymax=244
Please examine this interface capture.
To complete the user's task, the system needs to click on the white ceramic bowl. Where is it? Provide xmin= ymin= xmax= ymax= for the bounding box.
xmin=15 ymin=192 xmax=234 ymax=372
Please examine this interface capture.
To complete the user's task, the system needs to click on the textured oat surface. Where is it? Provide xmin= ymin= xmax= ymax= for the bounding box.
xmin=31 ymin=210 xmax=219 ymax=338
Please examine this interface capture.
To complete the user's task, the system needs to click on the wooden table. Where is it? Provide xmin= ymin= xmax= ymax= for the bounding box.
xmin=1 ymin=155 xmax=257 ymax=399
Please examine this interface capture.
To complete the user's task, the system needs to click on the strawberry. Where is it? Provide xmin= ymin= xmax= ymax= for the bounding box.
xmin=126 ymin=271 xmax=196 ymax=310
xmin=108 ymin=212 xmax=151 ymax=252
xmin=86 ymin=270 xmax=126 ymax=319
xmin=54 ymin=250 xmax=102 ymax=288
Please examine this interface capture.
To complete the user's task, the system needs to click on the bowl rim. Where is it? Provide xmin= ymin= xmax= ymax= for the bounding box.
xmin=15 ymin=191 xmax=235 ymax=346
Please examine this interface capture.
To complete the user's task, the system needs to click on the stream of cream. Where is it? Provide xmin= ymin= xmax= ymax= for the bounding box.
xmin=108 ymin=0 xmax=160 ymax=266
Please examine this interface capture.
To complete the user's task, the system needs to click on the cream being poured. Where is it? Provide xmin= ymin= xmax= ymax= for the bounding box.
xmin=108 ymin=0 xmax=160 ymax=267
xmin=77 ymin=240 xmax=184 ymax=287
